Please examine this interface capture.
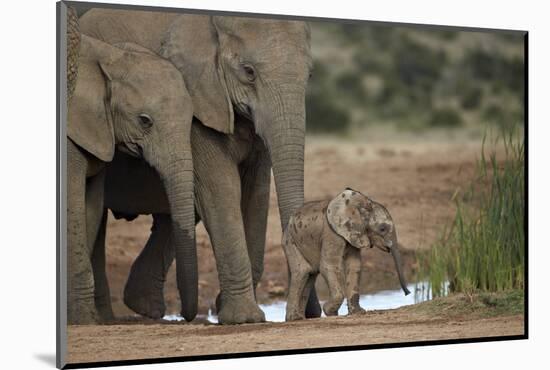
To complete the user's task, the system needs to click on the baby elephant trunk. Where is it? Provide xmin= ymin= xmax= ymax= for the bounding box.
xmin=389 ymin=240 xmax=411 ymax=296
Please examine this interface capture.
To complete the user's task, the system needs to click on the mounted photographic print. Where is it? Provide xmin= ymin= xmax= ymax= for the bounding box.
xmin=56 ymin=1 xmax=527 ymax=368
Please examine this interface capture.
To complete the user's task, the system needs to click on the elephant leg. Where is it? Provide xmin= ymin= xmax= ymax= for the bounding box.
xmin=195 ymin=154 xmax=264 ymax=324
xmin=124 ymin=213 xmax=173 ymax=319
xmin=240 ymin=139 xmax=322 ymax=317
xmin=86 ymin=169 xmax=105 ymax=253
xmin=91 ymin=209 xmax=114 ymax=321
xmin=85 ymin=171 xmax=114 ymax=322
xmin=319 ymin=241 xmax=345 ymax=316
xmin=304 ymin=282 xmax=322 ymax=318
xmin=299 ymin=275 xmax=317 ymax=318
xmin=344 ymin=247 xmax=365 ymax=315
xmin=67 ymin=140 xmax=99 ymax=324
xmin=240 ymin=143 xmax=271 ymax=293
xmin=320 ymin=266 xmax=345 ymax=316
xmin=285 ymin=270 xmax=309 ymax=322
xmin=282 ymin=233 xmax=312 ymax=321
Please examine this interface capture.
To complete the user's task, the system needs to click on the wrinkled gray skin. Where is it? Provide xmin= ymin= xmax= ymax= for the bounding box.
xmin=80 ymin=10 xmax=320 ymax=324
xmin=67 ymin=33 xmax=195 ymax=324
xmin=67 ymin=6 xmax=80 ymax=100
xmin=283 ymin=188 xmax=410 ymax=321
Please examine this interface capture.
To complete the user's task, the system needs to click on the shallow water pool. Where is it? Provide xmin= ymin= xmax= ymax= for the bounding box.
xmin=164 ymin=280 xmax=448 ymax=323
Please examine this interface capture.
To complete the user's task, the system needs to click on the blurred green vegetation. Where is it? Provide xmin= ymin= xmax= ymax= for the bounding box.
xmin=307 ymin=22 xmax=525 ymax=133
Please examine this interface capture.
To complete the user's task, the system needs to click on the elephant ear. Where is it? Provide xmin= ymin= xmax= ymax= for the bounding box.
xmin=326 ymin=188 xmax=373 ymax=249
xmin=67 ymin=60 xmax=115 ymax=162
xmin=159 ymin=14 xmax=234 ymax=134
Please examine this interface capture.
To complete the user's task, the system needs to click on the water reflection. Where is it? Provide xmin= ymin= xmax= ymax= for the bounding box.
xmin=163 ymin=280 xmax=449 ymax=323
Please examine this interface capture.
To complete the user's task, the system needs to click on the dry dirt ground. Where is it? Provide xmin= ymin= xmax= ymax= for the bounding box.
xmin=67 ymin=293 xmax=524 ymax=364
xmin=67 ymin=132 xmax=523 ymax=364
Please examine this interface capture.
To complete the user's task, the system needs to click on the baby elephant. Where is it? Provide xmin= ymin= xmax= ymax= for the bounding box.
xmin=283 ymin=188 xmax=411 ymax=321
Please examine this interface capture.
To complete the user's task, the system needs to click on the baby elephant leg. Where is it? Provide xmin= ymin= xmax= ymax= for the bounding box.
xmin=320 ymin=264 xmax=345 ymax=316
xmin=283 ymin=234 xmax=313 ymax=321
xmin=299 ymin=275 xmax=317 ymax=317
xmin=344 ymin=247 xmax=366 ymax=315
xmin=319 ymin=236 xmax=347 ymax=316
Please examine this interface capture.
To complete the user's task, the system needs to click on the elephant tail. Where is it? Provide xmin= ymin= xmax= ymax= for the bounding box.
xmin=67 ymin=6 xmax=81 ymax=101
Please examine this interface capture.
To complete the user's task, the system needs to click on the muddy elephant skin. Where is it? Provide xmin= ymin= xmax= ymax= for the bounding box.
xmin=283 ymin=188 xmax=410 ymax=321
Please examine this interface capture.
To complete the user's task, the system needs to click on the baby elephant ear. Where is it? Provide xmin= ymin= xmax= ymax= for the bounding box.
xmin=67 ymin=61 xmax=115 ymax=162
xmin=326 ymin=189 xmax=372 ymax=249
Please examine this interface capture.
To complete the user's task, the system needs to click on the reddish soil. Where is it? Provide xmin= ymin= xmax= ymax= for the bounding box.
xmin=67 ymin=300 xmax=523 ymax=364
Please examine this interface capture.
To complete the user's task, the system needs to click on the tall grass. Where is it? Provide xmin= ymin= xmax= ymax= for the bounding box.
xmin=421 ymin=129 xmax=525 ymax=296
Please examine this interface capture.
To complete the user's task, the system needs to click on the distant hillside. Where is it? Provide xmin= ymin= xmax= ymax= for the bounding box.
xmin=307 ymin=21 xmax=525 ymax=133
xmin=74 ymin=6 xmax=524 ymax=135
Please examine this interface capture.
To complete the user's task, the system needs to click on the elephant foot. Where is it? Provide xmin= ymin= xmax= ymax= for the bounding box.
xmin=322 ymin=301 xmax=341 ymax=317
xmin=97 ymin=307 xmax=115 ymax=322
xmin=285 ymin=310 xmax=305 ymax=322
xmin=348 ymin=305 xmax=366 ymax=316
xmin=68 ymin=298 xmax=100 ymax=325
xmin=217 ymin=291 xmax=265 ymax=324
xmin=347 ymin=294 xmax=365 ymax=316
xmin=123 ymin=277 xmax=166 ymax=319
xmin=96 ymin=298 xmax=115 ymax=322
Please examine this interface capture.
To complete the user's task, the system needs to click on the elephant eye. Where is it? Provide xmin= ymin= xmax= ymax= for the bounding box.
xmin=378 ymin=223 xmax=389 ymax=235
xmin=242 ymin=64 xmax=256 ymax=82
xmin=138 ymin=113 xmax=154 ymax=128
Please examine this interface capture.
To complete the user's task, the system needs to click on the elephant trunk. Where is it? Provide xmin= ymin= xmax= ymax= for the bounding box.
xmin=265 ymin=102 xmax=324 ymax=319
xmin=147 ymin=137 xmax=197 ymax=321
xmin=262 ymin=93 xmax=306 ymax=231
xmin=389 ymin=236 xmax=411 ymax=296
xmin=66 ymin=6 xmax=80 ymax=101
xmin=259 ymin=86 xmax=323 ymax=318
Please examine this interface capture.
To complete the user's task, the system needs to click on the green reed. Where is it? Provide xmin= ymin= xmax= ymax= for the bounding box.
xmin=420 ymin=129 xmax=524 ymax=296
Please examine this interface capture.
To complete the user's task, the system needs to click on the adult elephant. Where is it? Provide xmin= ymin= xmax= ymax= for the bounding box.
xmin=80 ymin=9 xmax=322 ymax=324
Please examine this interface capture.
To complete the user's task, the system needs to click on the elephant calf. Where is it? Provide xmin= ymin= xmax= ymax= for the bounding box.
xmin=282 ymin=188 xmax=411 ymax=321
xmin=67 ymin=31 xmax=196 ymax=324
